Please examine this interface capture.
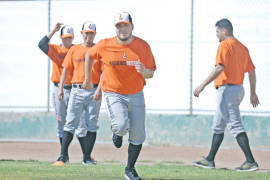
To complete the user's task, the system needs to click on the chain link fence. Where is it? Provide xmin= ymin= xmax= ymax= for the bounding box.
xmin=0 ymin=0 xmax=269 ymax=115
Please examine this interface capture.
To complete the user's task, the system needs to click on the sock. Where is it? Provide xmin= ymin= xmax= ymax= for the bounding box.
xmin=78 ymin=137 xmax=86 ymax=158
xmin=126 ymin=143 xmax=142 ymax=170
xmin=236 ymin=132 xmax=255 ymax=163
xmin=61 ymin=131 xmax=73 ymax=158
xmin=84 ymin=131 xmax=97 ymax=160
xmin=59 ymin=137 xmax=62 ymax=145
xmin=206 ymin=133 xmax=224 ymax=161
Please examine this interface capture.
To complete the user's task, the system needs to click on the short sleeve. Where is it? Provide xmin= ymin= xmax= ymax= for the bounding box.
xmin=245 ymin=53 xmax=255 ymax=72
xmin=215 ymin=43 xmax=229 ymax=67
xmin=143 ymin=44 xmax=156 ymax=70
xmin=48 ymin=44 xmax=62 ymax=66
xmin=87 ymin=40 xmax=104 ymax=61
xmin=62 ymin=47 xmax=74 ymax=70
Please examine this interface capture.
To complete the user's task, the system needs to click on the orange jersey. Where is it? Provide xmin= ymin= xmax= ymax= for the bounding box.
xmin=62 ymin=44 xmax=102 ymax=84
xmin=48 ymin=44 xmax=73 ymax=84
xmin=214 ymin=38 xmax=255 ymax=88
xmin=88 ymin=36 xmax=156 ymax=94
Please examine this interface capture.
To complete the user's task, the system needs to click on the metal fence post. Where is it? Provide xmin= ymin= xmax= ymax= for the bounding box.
xmin=47 ymin=0 xmax=51 ymax=112
xmin=189 ymin=0 xmax=194 ymax=115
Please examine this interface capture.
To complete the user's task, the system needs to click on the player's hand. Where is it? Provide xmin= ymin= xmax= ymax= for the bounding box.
xmin=93 ymin=89 xmax=102 ymax=101
xmin=250 ymin=93 xmax=260 ymax=108
xmin=53 ymin=23 xmax=63 ymax=32
xmin=193 ymin=84 xmax=205 ymax=97
xmin=58 ymin=89 xmax=64 ymax=100
xmin=82 ymin=79 xmax=92 ymax=90
xmin=135 ymin=61 xmax=146 ymax=76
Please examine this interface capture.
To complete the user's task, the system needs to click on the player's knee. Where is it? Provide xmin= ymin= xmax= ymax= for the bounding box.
xmin=212 ymin=127 xmax=225 ymax=134
xmin=228 ymin=125 xmax=245 ymax=137
xmin=63 ymin=126 xmax=75 ymax=134
xmin=129 ymin=133 xmax=146 ymax=145
xmin=111 ymin=121 xmax=129 ymax=136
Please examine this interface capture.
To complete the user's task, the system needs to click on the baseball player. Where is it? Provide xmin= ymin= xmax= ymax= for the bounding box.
xmin=84 ymin=12 xmax=156 ymax=180
xmin=193 ymin=19 xmax=260 ymax=171
xmin=53 ymin=21 xmax=102 ymax=166
xmin=38 ymin=23 xmax=90 ymax=162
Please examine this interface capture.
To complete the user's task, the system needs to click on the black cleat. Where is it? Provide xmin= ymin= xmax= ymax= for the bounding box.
xmin=56 ymin=156 xmax=69 ymax=162
xmin=124 ymin=168 xmax=141 ymax=180
xmin=112 ymin=134 xmax=123 ymax=148
xmin=82 ymin=156 xmax=97 ymax=165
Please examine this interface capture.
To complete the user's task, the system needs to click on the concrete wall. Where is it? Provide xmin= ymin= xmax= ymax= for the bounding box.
xmin=0 ymin=112 xmax=269 ymax=148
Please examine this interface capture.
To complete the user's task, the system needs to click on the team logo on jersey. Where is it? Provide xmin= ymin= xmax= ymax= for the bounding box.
xmin=122 ymin=52 xmax=127 ymax=59
xmin=109 ymin=60 xmax=139 ymax=66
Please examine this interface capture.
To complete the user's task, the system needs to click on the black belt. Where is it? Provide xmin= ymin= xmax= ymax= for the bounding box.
xmin=72 ymin=84 xmax=98 ymax=89
xmin=54 ymin=82 xmax=72 ymax=90
xmin=216 ymin=83 xmax=236 ymax=89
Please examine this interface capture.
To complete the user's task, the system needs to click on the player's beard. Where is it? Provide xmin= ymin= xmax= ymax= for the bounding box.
xmin=85 ymin=38 xmax=94 ymax=47
xmin=118 ymin=34 xmax=132 ymax=42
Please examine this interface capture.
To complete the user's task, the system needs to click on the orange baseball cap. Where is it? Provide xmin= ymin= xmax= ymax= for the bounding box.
xmin=81 ymin=21 xmax=96 ymax=33
xmin=60 ymin=25 xmax=74 ymax=38
xmin=114 ymin=12 xmax=133 ymax=26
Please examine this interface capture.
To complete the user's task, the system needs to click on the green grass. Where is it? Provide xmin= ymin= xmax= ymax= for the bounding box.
xmin=0 ymin=160 xmax=269 ymax=180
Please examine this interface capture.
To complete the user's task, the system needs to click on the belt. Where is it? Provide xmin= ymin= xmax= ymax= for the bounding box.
xmin=72 ymin=84 xmax=98 ymax=89
xmin=216 ymin=83 xmax=236 ymax=89
xmin=54 ymin=82 xmax=72 ymax=90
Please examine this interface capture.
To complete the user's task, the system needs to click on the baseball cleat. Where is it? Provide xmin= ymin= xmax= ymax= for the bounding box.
xmin=82 ymin=159 xmax=97 ymax=165
xmin=193 ymin=158 xmax=215 ymax=169
xmin=56 ymin=156 xmax=69 ymax=162
xmin=124 ymin=167 xmax=141 ymax=180
xmin=112 ymin=134 xmax=123 ymax=148
xmin=52 ymin=156 xmax=68 ymax=166
xmin=52 ymin=161 xmax=65 ymax=166
xmin=235 ymin=161 xmax=259 ymax=172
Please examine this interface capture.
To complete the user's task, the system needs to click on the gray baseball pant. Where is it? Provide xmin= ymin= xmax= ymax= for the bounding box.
xmin=63 ymin=86 xmax=101 ymax=134
xmin=52 ymin=84 xmax=87 ymax=138
xmin=212 ymin=84 xmax=245 ymax=137
xmin=104 ymin=91 xmax=146 ymax=145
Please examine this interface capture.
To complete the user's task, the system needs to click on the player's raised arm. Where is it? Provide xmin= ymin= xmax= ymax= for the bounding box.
xmin=38 ymin=23 xmax=63 ymax=54
xmin=47 ymin=23 xmax=63 ymax=39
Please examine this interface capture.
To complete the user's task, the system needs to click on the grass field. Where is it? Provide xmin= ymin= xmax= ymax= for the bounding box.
xmin=0 ymin=160 xmax=269 ymax=180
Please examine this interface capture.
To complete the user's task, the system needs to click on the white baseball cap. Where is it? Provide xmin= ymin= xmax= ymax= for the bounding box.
xmin=60 ymin=25 xmax=74 ymax=38
xmin=114 ymin=12 xmax=133 ymax=26
xmin=81 ymin=21 xmax=96 ymax=33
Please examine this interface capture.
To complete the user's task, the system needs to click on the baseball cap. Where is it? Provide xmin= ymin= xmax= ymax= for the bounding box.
xmin=81 ymin=21 xmax=96 ymax=33
xmin=60 ymin=25 xmax=74 ymax=38
xmin=114 ymin=12 xmax=133 ymax=26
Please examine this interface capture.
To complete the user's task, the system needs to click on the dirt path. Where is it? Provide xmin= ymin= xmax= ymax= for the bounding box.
xmin=0 ymin=142 xmax=269 ymax=172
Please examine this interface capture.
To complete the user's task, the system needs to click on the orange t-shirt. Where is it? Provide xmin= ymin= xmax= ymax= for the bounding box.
xmin=88 ymin=36 xmax=156 ymax=94
xmin=48 ymin=44 xmax=73 ymax=84
xmin=214 ymin=38 xmax=255 ymax=88
xmin=62 ymin=44 xmax=102 ymax=84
